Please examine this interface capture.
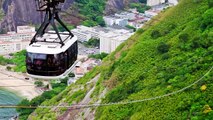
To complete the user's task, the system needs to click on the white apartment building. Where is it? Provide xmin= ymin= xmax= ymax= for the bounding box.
xmin=128 ymin=21 xmax=144 ymax=29
xmin=17 ymin=26 xmax=35 ymax=33
xmin=103 ymin=17 xmax=114 ymax=26
xmin=0 ymin=32 xmax=35 ymax=41
xmin=0 ymin=40 xmax=30 ymax=55
xmin=100 ymin=29 xmax=133 ymax=53
xmin=147 ymin=0 xmax=178 ymax=6
xmin=115 ymin=12 xmax=136 ymax=20
xmin=103 ymin=16 xmax=128 ymax=27
xmin=71 ymin=25 xmax=99 ymax=42
xmin=147 ymin=0 xmax=166 ymax=6
xmin=100 ymin=32 xmax=113 ymax=53
xmin=0 ymin=26 xmax=35 ymax=55
xmin=111 ymin=35 xmax=129 ymax=52
xmin=145 ymin=10 xmax=161 ymax=17
xmin=71 ymin=29 xmax=92 ymax=42
xmin=168 ymin=0 xmax=178 ymax=5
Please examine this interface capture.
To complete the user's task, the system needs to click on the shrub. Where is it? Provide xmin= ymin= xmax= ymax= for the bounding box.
xmin=9 ymin=53 xmax=14 ymax=56
xmin=126 ymin=25 xmax=136 ymax=32
xmin=68 ymin=72 xmax=75 ymax=77
xmin=193 ymin=0 xmax=202 ymax=3
xmin=162 ymin=23 xmax=176 ymax=35
xmin=6 ymin=66 xmax=12 ymax=71
xmin=136 ymin=28 xmax=144 ymax=34
xmin=157 ymin=42 xmax=170 ymax=53
xmin=151 ymin=30 xmax=161 ymax=39
xmin=60 ymin=77 xmax=69 ymax=84
xmin=34 ymin=81 xmax=44 ymax=87
xmin=89 ymin=52 xmax=108 ymax=60
xmin=208 ymin=0 xmax=213 ymax=7
xmin=179 ymin=33 xmax=189 ymax=42
xmin=18 ymin=80 xmax=67 ymax=119
xmin=16 ymin=99 xmax=34 ymax=119
xmin=201 ymin=9 xmax=213 ymax=30
xmin=191 ymin=36 xmax=201 ymax=49
xmin=162 ymin=53 xmax=170 ymax=60
xmin=83 ymin=38 xmax=100 ymax=47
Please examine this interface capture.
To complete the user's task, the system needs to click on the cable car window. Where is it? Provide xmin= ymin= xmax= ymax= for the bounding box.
xmin=29 ymin=53 xmax=46 ymax=69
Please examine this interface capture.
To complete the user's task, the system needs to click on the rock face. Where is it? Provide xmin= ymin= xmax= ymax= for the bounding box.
xmin=105 ymin=0 xmax=139 ymax=14
xmin=0 ymin=0 xmax=75 ymax=32
xmin=0 ymin=0 xmax=41 ymax=32
xmin=0 ymin=0 xmax=138 ymax=32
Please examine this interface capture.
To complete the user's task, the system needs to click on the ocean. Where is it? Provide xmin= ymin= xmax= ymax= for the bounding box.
xmin=0 ymin=89 xmax=22 ymax=120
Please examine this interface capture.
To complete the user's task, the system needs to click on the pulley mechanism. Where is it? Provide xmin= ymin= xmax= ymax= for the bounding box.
xmin=31 ymin=0 xmax=74 ymax=46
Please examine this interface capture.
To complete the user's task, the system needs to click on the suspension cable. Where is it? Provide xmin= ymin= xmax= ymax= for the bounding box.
xmin=0 ymin=66 xmax=212 ymax=109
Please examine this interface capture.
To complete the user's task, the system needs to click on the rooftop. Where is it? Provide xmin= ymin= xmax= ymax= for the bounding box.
xmin=26 ymin=33 xmax=77 ymax=54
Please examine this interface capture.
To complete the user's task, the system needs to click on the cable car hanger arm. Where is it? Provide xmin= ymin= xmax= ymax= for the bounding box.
xmin=30 ymin=0 xmax=74 ymax=47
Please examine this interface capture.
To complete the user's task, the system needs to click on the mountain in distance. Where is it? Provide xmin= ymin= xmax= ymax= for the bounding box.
xmin=0 ymin=0 xmax=140 ymax=32
xmin=27 ymin=0 xmax=213 ymax=119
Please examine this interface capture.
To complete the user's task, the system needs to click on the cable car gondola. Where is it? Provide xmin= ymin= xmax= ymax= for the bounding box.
xmin=26 ymin=0 xmax=78 ymax=79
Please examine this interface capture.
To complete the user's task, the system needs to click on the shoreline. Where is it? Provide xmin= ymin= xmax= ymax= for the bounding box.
xmin=0 ymin=87 xmax=23 ymax=100
xmin=0 ymin=65 xmax=41 ymax=100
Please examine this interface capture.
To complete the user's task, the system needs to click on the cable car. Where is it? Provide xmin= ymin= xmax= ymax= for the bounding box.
xmin=26 ymin=0 xmax=78 ymax=79
xmin=26 ymin=32 xmax=78 ymax=79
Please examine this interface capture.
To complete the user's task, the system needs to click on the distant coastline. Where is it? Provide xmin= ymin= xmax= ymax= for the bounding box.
xmin=0 ymin=65 xmax=41 ymax=100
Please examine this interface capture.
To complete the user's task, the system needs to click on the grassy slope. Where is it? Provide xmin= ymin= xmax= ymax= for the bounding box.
xmin=95 ymin=0 xmax=213 ymax=119
xmin=30 ymin=0 xmax=213 ymax=119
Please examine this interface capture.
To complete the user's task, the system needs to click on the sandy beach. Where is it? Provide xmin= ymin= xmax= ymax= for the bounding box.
xmin=0 ymin=65 xmax=41 ymax=100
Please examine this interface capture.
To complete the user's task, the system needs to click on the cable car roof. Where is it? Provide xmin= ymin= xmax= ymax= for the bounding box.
xmin=26 ymin=33 xmax=77 ymax=54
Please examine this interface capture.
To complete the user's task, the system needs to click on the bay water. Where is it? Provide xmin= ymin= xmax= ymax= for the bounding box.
xmin=0 ymin=89 xmax=22 ymax=120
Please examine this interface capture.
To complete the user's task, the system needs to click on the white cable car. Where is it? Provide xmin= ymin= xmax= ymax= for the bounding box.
xmin=26 ymin=0 xmax=78 ymax=79
xmin=26 ymin=32 xmax=78 ymax=79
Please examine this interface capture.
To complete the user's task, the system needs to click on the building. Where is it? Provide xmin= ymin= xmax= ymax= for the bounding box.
xmin=75 ymin=67 xmax=85 ymax=78
xmin=71 ymin=25 xmax=99 ymax=42
xmin=168 ymin=0 xmax=178 ymax=5
xmin=17 ymin=26 xmax=35 ymax=33
xmin=0 ymin=26 xmax=35 ymax=55
xmin=128 ymin=21 xmax=144 ymax=29
xmin=71 ymin=29 xmax=92 ymax=42
xmin=115 ymin=12 xmax=136 ymax=20
xmin=76 ymin=25 xmax=99 ymax=38
xmin=100 ymin=29 xmax=133 ymax=53
xmin=100 ymin=32 xmax=113 ymax=53
xmin=147 ymin=0 xmax=165 ymax=6
xmin=74 ymin=58 xmax=101 ymax=78
xmin=145 ymin=9 xmax=161 ymax=17
xmin=147 ymin=0 xmax=178 ymax=6
xmin=103 ymin=16 xmax=128 ymax=27
xmin=0 ymin=40 xmax=30 ymax=55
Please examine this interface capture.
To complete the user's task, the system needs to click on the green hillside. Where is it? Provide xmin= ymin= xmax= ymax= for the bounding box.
xmin=28 ymin=0 xmax=213 ymax=119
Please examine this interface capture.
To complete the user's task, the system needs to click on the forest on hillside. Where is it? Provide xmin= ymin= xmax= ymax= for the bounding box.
xmin=7 ymin=0 xmax=213 ymax=119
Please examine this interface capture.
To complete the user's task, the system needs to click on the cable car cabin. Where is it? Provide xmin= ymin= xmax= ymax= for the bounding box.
xmin=26 ymin=32 xmax=78 ymax=79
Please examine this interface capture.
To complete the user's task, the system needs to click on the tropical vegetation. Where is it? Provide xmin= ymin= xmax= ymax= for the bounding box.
xmin=75 ymin=0 xmax=106 ymax=27
xmin=0 ymin=50 xmax=26 ymax=73
xmin=19 ymin=0 xmax=213 ymax=119
xmin=129 ymin=3 xmax=151 ymax=13
xmin=83 ymin=38 xmax=100 ymax=47
xmin=17 ymin=77 xmax=69 ymax=120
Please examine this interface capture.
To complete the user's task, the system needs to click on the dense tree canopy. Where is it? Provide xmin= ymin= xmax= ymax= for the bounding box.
xmin=75 ymin=0 xmax=106 ymax=27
